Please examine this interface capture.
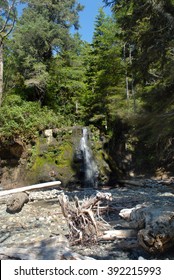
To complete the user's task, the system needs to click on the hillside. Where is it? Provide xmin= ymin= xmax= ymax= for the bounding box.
xmin=0 ymin=0 xmax=174 ymax=188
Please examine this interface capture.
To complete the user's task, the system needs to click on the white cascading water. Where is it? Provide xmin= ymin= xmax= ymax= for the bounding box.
xmin=80 ymin=127 xmax=98 ymax=188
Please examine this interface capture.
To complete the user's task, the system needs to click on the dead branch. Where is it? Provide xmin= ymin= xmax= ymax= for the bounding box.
xmin=99 ymin=229 xmax=138 ymax=241
xmin=58 ymin=192 xmax=112 ymax=244
xmin=0 ymin=181 xmax=61 ymax=197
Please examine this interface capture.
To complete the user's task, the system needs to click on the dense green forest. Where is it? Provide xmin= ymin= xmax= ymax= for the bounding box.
xmin=1 ymin=0 xmax=174 ymax=180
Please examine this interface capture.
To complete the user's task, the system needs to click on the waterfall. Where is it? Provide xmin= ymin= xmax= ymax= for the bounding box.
xmin=80 ymin=127 xmax=98 ymax=188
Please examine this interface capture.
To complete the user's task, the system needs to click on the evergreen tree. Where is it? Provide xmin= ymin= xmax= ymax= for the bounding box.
xmin=0 ymin=0 xmax=18 ymax=105
xmin=104 ymin=0 xmax=174 ymax=113
xmin=10 ymin=0 xmax=83 ymax=104
xmin=47 ymin=33 xmax=88 ymax=122
xmin=83 ymin=9 xmax=130 ymax=131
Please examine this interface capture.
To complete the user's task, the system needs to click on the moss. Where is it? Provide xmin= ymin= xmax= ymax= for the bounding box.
xmin=25 ymin=129 xmax=76 ymax=186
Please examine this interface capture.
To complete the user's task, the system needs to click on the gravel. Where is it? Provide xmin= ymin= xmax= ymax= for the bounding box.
xmin=0 ymin=179 xmax=174 ymax=260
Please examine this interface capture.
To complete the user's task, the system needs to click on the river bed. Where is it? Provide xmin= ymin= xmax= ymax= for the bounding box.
xmin=0 ymin=180 xmax=174 ymax=259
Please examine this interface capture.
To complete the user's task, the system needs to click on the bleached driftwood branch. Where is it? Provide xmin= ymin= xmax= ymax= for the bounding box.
xmin=0 ymin=181 xmax=61 ymax=197
xmin=99 ymin=229 xmax=138 ymax=241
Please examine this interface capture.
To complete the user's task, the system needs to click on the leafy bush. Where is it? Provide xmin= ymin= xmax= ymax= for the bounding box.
xmin=0 ymin=95 xmax=66 ymax=139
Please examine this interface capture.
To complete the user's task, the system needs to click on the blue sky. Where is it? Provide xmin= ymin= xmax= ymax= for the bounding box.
xmin=77 ymin=0 xmax=111 ymax=42
xmin=18 ymin=1 xmax=111 ymax=43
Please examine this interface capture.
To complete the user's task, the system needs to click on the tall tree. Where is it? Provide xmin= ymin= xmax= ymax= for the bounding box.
xmin=83 ymin=9 xmax=129 ymax=130
xmin=0 ymin=0 xmax=17 ymax=105
xmin=103 ymin=0 xmax=174 ymax=113
xmin=11 ymin=0 xmax=83 ymax=104
xmin=47 ymin=33 xmax=88 ymax=121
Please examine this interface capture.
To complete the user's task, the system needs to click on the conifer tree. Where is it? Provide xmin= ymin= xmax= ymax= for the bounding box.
xmin=103 ymin=0 xmax=174 ymax=113
xmin=0 ymin=0 xmax=18 ymax=105
xmin=11 ymin=0 xmax=83 ymax=105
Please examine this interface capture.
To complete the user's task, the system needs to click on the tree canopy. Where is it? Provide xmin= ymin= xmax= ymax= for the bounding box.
xmin=1 ymin=0 xmax=174 ymax=174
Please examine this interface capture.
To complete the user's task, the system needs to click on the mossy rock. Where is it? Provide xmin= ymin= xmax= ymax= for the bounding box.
xmin=24 ymin=126 xmax=113 ymax=187
xmin=25 ymin=129 xmax=77 ymax=187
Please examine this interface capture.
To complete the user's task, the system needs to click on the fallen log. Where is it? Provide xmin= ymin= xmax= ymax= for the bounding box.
xmin=119 ymin=204 xmax=174 ymax=253
xmin=119 ymin=203 xmax=147 ymax=228
xmin=160 ymin=178 xmax=174 ymax=186
xmin=0 ymin=181 xmax=61 ymax=197
xmin=99 ymin=229 xmax=138 ymax=241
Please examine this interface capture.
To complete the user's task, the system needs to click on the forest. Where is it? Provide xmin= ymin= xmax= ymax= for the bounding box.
xmin=0 ymin=0 xmax=174 ymax=182
xmin=1 ymin=0 xmax=174 ymax=261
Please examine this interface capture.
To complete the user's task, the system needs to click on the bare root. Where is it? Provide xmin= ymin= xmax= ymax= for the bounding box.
xmin=58 ymin=192 xmax=112 ymax=244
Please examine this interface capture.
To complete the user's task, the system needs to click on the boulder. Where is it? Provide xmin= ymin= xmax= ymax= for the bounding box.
xmin=6 ymin=192 xmax=29 ymax=213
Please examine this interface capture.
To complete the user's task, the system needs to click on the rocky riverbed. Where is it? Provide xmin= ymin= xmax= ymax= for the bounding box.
xmin=1 ymin=179 xmax=174 ymax=260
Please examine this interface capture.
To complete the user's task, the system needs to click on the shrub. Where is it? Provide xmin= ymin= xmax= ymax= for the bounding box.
xmin=0 ymin=95 xmax=66 ymax=139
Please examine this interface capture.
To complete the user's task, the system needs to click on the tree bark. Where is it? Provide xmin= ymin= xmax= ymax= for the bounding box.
xmin=119 ymin=204 xmax=174 ymax=253
xmin=0 ymin=0 xmax=17 ymax=106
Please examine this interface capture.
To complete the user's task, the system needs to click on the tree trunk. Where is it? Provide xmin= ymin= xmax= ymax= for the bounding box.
xmin=0 ymin=41 xmax=3 ymax=106
xmin=99 ymin=229 xmax=138 ymax=240
xmin=119 ymin=205 xmax=174 ymax=253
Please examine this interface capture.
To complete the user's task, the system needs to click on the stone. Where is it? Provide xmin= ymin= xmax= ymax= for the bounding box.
xmin=1 ymin=184 xmax=174 ymax=260
xmin=6 ymin=192 xmax=29 ymax=213
xmin=43 ymin=129 xmax=53 ymax=144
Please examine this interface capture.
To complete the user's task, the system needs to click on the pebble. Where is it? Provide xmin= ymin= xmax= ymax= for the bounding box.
xmin=38 ymin=217 xmax=45 ymax=221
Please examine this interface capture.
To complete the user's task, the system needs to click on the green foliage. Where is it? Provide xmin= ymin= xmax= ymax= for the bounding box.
xmin=0 ymin=94 xmax=66 ymax=139
xmin=1 ymin=0 xmax=174 ymax=177
xmin=6 ymin=1 xmax=84 ymax=104
xmin=109 ymin=0 xmax=174 ymax=110
xmin=81 ymin=9 xmax=131 ymax=130
xmin=46 ymin=34 xmax=88 ymax=121
xmin=0 ymin=0 xmax=18 ymax=38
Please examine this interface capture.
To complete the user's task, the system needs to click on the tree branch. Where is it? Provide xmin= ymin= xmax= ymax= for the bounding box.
xmin=0 ymin=0 xmax=16 ymax=39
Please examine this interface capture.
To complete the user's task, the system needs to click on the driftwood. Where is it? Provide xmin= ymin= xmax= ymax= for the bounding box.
xmin=119 ymin=203 xmax=147 ymax=228
xmin=118 ymin=179 xmax=144 ymax=187
xmin=161 ymin=178 xmax=174 ymax=186
xmin=99 ymin=229 xmax=138 ymax=241
xmin=6 ymin=192 xmax=29 ymax=213
xmin=119 ymin=205 xmax=174 ymax=253
xmin=58 ymin=192 xmax=112 ymax=244
xmin=0 ymin=181 xmax=61 ymax=197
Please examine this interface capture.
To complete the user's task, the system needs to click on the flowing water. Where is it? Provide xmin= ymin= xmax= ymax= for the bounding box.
xmin=80 ymin=127 xmax=98 ymax=188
